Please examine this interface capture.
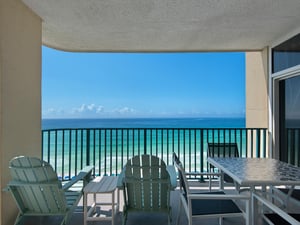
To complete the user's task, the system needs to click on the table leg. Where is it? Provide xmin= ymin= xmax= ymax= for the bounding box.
xmin=93 ymin=193 xmax=96 ymax=214
xmin=251 ymin=191 xmax=258 ymax=225
xmin=219 ymin=171 xmax=224 ymax=190
xmin=112 ymin=191 xmax=115 ymax=225
xmin=249 ymin=186 xmax=255 ymax=225
xmin=84 ymin=192 xmax=87 ymax=225
xmin=117 ymin=188 xmax=120 ymax=212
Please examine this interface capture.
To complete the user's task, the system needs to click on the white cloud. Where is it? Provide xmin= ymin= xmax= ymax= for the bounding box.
xmin=42 ymin=108 xmax=65 ymax=118
xmin=113 ymin=107 xmax=136 ymax=114
xmin=96 ymin=106 xmax=104 ymax=113
xmin=43 ymin=104 xmax=140 ymax=118
xmin=87 ymin=104 xmax=96 ymax=111
xmin=72 ymin=104 xmax=103 ymax=114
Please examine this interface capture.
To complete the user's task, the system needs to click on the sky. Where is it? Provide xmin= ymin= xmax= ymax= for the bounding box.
xmin=42 ymin=46 xmax=245 ymax=119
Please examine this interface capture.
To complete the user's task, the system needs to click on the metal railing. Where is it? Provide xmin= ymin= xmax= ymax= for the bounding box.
xmin=42 ymin=128 xmax=269 ymax=180
xmin=285 ymin=128 xmax=300 ymax=166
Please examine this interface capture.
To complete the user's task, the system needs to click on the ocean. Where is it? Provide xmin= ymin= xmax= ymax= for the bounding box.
xmin=42 ymin=117 xmax=245 ymax=130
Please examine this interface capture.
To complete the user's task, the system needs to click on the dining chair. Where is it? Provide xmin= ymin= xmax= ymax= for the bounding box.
xmin=207 ymin=143 xmax=239 ymax=184
xmin=173 ymin=152 xmax=249 ymax=225
xmin=253 ymin=192 xmax=300 ymax=225
xmin=6 ymin=156 xmax=94 ymax=225
xmin=122 ymin=154 xmax=172 ymax=225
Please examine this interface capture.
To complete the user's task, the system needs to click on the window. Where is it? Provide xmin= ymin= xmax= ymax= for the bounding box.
xmin=272 ymin=33 xmax=300 ymax=73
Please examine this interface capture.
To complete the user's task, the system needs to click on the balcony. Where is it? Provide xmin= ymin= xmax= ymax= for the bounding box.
xmin=37 ymin=127 xmax=270 ymax=225
xmin=9 ymin=127 xmax=299 ymax=224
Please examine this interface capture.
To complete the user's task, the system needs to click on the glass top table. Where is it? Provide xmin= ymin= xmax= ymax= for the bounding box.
xmin=207 ymin=157 xmax=300 ymax=187
xmin=207 ymin=157 xmax=300 ymax=225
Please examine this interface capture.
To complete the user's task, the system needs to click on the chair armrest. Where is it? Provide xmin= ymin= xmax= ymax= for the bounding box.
xmin=184 ymin=192 xmax=250 ymax=216
xmin=188 ymin=193 xmax=249 ymax=201
xmin=63 ymin=166 xmax=94 ymax=190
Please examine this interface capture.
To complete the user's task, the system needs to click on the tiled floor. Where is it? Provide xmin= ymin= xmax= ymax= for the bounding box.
xmin=65 ymin=192 xmax=250 ymax=225
xmin=21 ymin=180 xmax=300 ymax=225
xmin=71 ymin=182 xmax=268 ymax=225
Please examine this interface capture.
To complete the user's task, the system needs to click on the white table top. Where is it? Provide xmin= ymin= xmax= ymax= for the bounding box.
xmin=84 ymin=176 xmax=118 ymax=193
xmin=208 ymin=157 xmax=300 ymax=186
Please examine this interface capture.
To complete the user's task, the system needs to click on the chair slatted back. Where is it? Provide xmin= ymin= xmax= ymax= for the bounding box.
xmin=124 ymin=155 xmax=170 ymax=211
xmin=207 ymin=143 xmax=239 ymax=183
xmin=9 ymin=156 xmax=67 ymax=214
xmin=207 ymin=143 xmax=239 ymax=158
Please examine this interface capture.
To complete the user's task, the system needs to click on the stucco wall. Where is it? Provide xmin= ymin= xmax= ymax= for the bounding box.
xmin=246 ymin=49 xmax=269 ymax=128
xmin=0 ymin=0 xmax=42 ymax=224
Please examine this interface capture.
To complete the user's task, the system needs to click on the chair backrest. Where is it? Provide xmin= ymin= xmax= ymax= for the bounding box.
xmin=123 ymin=154 xmax=171 ymax=212
xmin=207 ymin=143 xmax=239 ymax=158
xmin=8 ymin=156 xmax=67 ymax=214
xmin=172 ymin=153 xmax=190 ymax=198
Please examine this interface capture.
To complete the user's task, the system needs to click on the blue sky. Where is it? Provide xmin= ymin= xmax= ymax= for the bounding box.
xmin=42 ymin=46 xmax=245 ymax=118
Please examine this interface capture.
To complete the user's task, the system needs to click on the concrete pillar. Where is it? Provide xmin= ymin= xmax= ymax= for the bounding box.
xmin=245 ymin=48 xmax=269 ymax=157
xmin=0 ymin=0 xmax=42 ymax=224
xmin=246 ymin=49 xmax=269 ymax=128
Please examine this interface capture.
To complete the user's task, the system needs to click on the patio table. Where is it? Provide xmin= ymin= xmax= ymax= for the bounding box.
xmin=83 ymin=176 xmax=120 ymax=225
xmin=207 ymin=157 xmax=300 ymax=225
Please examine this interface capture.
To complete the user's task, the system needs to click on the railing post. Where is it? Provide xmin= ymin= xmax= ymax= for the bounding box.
xmin=200 ymin=129 xmax=205 ymax=182
xmin=262 ymin=129 xmax=266 ymax=158
xmin=86 ymin=129 xmax=90 ymax=166
xmin=144 ymin=129 xmax=147 ymax=154
xmin=256 ymin=129 xmax=261 ymax=158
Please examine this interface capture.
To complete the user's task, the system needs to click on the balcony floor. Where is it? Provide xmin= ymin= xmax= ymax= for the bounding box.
xmin=17 ymin=180 xmax=276 ymax=225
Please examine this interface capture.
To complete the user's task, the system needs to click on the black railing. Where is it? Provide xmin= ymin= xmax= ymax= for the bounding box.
xmin=42 ymin=128 xmax=269 ymax=180
xmin=285 ymin=128 xmax=300 ymax=166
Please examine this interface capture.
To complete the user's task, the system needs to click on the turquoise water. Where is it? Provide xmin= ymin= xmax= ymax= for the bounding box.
xmin=42 ymin=117 xmax=250 ymax=178
xmin=42 ymin=117 xmax=245 ymax=129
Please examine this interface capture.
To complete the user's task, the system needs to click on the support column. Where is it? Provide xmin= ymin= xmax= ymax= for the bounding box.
xmin=245 ymin=48 xmax=269 ymax=156
xmin=246 ymin=48 xmax=269 ymax=128
xmin=0 ymin=0 xmax=42 ymax=224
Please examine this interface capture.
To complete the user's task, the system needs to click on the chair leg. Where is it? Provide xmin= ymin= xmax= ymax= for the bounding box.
xmin=176 ymin=200 xmax=182 ymax=225
xmin=168 ymin=207 xmax=172 ymax=225
xmin=14 ymin=212 xmax=22 ymax=225
xmin=122 ymin=210 xmax=128 ymax=225
xmin=62 ymin=210 xmax=74 ymax=225
xmin=219 ymin=217 xmax=224 ymax=225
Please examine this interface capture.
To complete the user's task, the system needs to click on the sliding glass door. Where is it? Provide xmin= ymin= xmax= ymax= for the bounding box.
xmin=279 ymin=75 xmax=300 ymax=166
xmin=272 ymin=33 xmax=300 ymax=166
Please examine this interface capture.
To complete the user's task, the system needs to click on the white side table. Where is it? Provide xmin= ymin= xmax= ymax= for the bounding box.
xmin=84 ymin=176 xmax=119 ymax=225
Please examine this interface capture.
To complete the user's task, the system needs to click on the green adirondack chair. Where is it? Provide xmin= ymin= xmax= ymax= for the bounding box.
xmin=6 ymin=156 xmax=94 ymax=225
xmin=122 ymin=154 xmax=172 ymax=225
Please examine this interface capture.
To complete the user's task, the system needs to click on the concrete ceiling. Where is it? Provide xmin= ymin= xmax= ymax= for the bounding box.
xmin=22 ymin=0 xmax=300 ymax=52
